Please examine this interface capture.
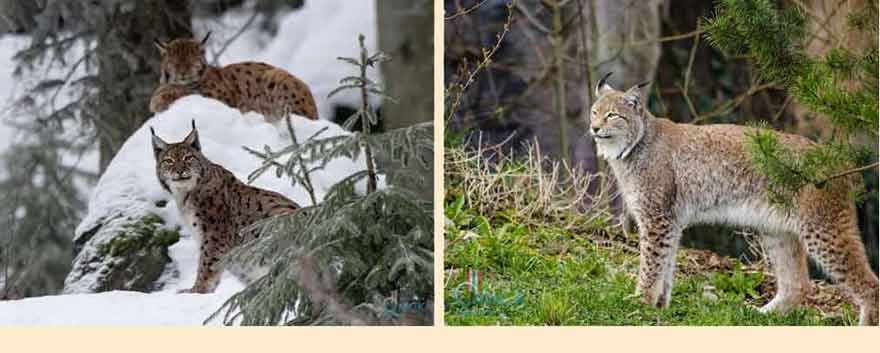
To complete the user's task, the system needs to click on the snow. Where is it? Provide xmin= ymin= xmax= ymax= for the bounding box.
xmin=0 ymin=288 xmax=240 ymax=326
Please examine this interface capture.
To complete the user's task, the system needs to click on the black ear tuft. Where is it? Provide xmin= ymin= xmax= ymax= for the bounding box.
xmin=598 ymin=72 xmax=613 ymax=88
xmin=200 ymin=31 xmax=211 ymax=46
xmin=153 ymin=39 xmax=166 ymax=52
xmin=150 ymin=127 xmax=168 ymax=159
xmin=595 ymin=72 xmax=615 ymax=98
xmin=184 ymin=120 xmax=201 ymax=151
xmin=636 ymin=81 xmax=651 ymax=89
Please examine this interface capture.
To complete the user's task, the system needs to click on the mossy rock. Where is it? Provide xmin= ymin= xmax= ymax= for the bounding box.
xmin=92 ymin=213 xmax=181 ymax=292
xmin=98 ymin=214 xmax=179 ymax=256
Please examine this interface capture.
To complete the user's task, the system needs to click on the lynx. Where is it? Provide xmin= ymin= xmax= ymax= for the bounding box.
xmin=589 ymin=72 xmax=878 ymax=325
xmin=151 ymin=121 xmax=300 ymax=293
xmin=150 ymin=33 xmax=319 ymax=121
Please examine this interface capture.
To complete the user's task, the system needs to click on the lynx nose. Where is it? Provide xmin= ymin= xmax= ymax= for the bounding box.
xmin=591 ymin=126 xmax=600 ymax=134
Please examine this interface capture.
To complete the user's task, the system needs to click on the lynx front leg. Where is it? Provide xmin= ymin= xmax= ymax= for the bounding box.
xmin=180 ymin=243 xmax=226 ymax=294
xmin=635 ymin=215 xmax=681 ymax=308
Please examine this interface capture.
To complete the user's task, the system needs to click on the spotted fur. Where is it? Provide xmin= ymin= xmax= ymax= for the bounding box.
xmin=151 ymin=121 xmax=300 ymax=293
xmin=151 ymin=33 xmax=319 ymax=121
xmin=589 ymin=73 xmax=878 ymax=325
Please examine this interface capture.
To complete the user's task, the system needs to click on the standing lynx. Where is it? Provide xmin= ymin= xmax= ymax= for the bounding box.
xmin=150 ymin=33 xmax=319 ymax=121
xmin=589 ymin=73 xmax=878 ymax=325
xmin=151 ymin=121 xmax=300 ymax=293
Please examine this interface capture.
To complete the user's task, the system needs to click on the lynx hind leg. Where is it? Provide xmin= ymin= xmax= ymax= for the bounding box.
xmin=150 ymin=84 xmax=192 ymax=113
xmin=759 ymin=233 xmax=810 ymax=314
xmin=798 ymin=188 xmax=879 ymax=325
xmin=659 ymin=239 xmax=681 ymax=308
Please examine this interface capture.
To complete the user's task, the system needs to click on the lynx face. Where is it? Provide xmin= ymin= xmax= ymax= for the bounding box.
xmin=151 ymin=122 xmax=207 ymax=193
xmin=589 ymin=75 xmax=648 ymax=160
xmin=154 ymin=33 xmax=210 ymax=85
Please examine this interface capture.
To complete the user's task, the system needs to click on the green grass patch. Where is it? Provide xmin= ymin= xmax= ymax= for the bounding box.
xmin=444 ymin=194 xmax=856 ymax=326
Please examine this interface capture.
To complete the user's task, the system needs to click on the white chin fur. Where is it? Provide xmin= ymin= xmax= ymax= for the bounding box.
xmin=595 ymin=139 xmax=626 ymax=160
xmin=168 ymin=179 xmax=197 ymax=193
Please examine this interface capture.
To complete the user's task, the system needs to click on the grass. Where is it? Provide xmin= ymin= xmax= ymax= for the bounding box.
xmin=443 ymin=142 xmax=858 ymax=326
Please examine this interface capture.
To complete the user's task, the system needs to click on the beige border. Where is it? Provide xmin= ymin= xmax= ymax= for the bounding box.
xmin=0 ymin=326 xmax=878 ymax=352
xmin=433 ymin=0 xmax=446 ymax=328
xmin=1 ymin=1 xmax=879 ymax=352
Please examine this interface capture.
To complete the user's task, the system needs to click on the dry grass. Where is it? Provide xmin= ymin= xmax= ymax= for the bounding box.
xmin=445 ymin=136 xmax=618 ymax=232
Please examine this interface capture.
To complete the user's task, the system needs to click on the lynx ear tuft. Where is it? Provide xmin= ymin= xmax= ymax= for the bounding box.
xmin=200 ymin=31 xmax=211 ymax=46
xmin=595 ymin=72 xmax=615 ymax=98
xmin=151 ymin=127 xmax=169 ymax=159
xmin=184 ymin=120 xmax=201 ymax=151
xmin=153 ymin=39 xmax=167 ymax=54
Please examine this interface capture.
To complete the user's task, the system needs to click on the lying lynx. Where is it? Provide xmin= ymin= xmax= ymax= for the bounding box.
xmin=589 ymin=73 xmax=878 ymax=325
xmin=151 ymin=33 xmax=319 ymax=121
xmin=151 ymin=121 xmax=300 ymax=293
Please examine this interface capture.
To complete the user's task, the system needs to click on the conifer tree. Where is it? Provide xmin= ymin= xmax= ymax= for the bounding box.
xmin=703 ymin=0 xmax=877 ymax=206
xmin=211 ymin=34 xmax=433 ymax=325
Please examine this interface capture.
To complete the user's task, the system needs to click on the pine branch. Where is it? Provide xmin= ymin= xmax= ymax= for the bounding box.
xmin=816 ymin=162 xmax=880 ymax=188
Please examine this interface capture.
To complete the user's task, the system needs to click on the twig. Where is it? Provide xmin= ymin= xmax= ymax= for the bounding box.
xmin=445 ymin=0 xmax=490 ymax=20
xmin=211 ymin=11 xmax=259 ymax=65
xmin=690 ymin=82 xmax=779 ymax=124
xmin=816 ymin=162 xmax=880 ymax=187
xmin=48 ymin=48 xmax=95 ymax=111
xmin=680 ymin=26 xmax=701 ymax=120
xmin=682 ymin=26 xmax=700 ymax=99
xmin=630 ymin=28 xmax=705 ymax=47
xmin=445 ymin=1 xmax=516 ymax=122
xmin=515 ymin=1 xmax=551 ymax=34
xmin=285 ymin=116 xmax=318 ymax=206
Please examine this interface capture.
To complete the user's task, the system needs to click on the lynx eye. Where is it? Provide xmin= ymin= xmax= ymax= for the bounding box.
xmin=184 ymin=155 xmax=196 ymax=162
xmin=161 ymin=159 xmax=173 ymax=166
xmin=607 ymin=112 xmax=625 ymax=121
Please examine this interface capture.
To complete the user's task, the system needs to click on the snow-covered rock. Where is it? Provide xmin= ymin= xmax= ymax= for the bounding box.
xmin=64 ymin=95 xmax=374 ymax=295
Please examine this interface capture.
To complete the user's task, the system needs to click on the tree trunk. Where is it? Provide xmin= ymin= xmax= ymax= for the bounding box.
xmin=377 ymin=0 xmax=434 ymax=200
xmin=377 ymin=0 xmax=434 ymax=129
xmin=94 ymin=0 xmax=192 ymax=171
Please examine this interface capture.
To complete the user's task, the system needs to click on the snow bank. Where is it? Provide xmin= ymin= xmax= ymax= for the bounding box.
xmin=0 ymin=288 xmax=240 ymax=326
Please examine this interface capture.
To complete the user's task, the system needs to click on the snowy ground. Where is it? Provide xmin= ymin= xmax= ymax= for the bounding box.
xmin=0 ymin=0 xmax=380 ymax=325
xmin=0 ymin=286 xmax=241 ymax=326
